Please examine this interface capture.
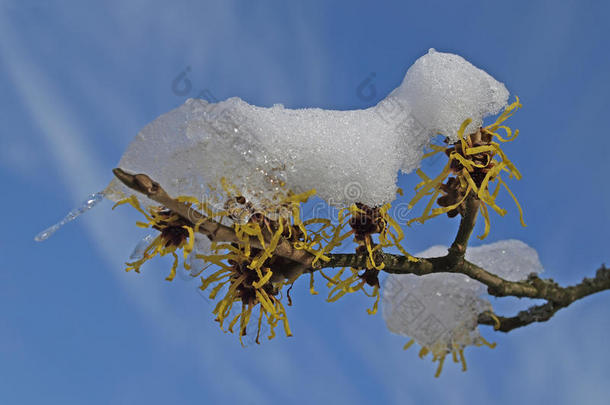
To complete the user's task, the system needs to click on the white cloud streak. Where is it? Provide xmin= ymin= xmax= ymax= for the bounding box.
xmin=0 ymin=10 xmax=267 ymax=403
xmin=0 ymin=5 xmax=361 ymax=403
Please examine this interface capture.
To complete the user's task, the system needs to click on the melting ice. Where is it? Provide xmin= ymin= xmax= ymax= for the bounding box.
xmin=105 ymin=49 xmax=509 ymax=208
xmin=37 ymin=49 xmax=510 ymax=240
xmin=382 ymin=240 xmax=544 ymax=352
xmin=34 ymin=191 xmax=106 ymax=241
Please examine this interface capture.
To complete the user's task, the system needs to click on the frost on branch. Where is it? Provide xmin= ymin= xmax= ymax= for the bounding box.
xmin=382 ymin=240 xmax=544 ymax=375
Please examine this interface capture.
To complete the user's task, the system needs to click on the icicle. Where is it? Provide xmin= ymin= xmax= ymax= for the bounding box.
xmin=34 ymin=191 xmax=106 ymax=241
xmin=129 ymin=234 xmax=156 ymax=260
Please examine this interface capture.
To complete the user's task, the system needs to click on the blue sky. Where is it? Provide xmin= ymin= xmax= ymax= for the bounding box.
xmin=1 ymin=1 xmax=609 ymax=404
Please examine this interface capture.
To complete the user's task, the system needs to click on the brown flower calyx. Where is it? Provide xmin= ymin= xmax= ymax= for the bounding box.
xmin=438 ymin=129 xmax=497 ymax=217
xmin=437 ymin=177 xmax=466 ymax=218
xmin=349 ymin=203 xmax=388 ymax=269
xmin=360 ymin=268 xmax=380 ymax=287
xmin=349 ymin=203 xmax=385 ymax=241
xmin=151 ymin=208 xmax=191 ymax=248
xmin=224 ymin=196 xmax=308 ymax=281
xmin=231 ymin=260 xmax=279 ymax=307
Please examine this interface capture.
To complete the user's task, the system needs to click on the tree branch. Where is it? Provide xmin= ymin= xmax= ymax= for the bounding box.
xmin=478 ymin=264 xmax=610 ymax=332
xmin=447 ymin=195 xmax=480 ymax=260
xmin=112 ymin=168 xmax=610 ymax=332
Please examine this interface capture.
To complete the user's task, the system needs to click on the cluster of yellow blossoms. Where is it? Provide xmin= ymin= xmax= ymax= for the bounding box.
xmin=408 ymin=98 xmax=525 ymax=239
xmin=113 ymin=99 xmax=524 ymax=376
xmin=113 ymin=177 xmax=411 ymax=346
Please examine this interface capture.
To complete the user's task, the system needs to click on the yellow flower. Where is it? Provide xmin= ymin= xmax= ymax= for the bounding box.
xmin=402 ymin=335 xmax=497 ymax=378
xmin=318 ymin=197 xmax=418 ymax=315
xmin=407 ymin=98 xmax=526 ymax=239
xmin=112 ymin=195 xmax=195 ymax=281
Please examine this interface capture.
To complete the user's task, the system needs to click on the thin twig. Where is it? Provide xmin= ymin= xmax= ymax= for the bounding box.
xmin=447 ymin=195 xmax=480 ymax=260
xmin=478 ymin=264 xmax=610 ymax=332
